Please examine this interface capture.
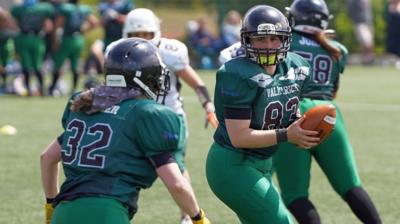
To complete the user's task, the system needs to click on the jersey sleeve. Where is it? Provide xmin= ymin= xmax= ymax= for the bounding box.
xmin=160 ymin=39 xmax=189 ymax=72
xmin=219 ymin=46 xmax=233 ymax=64
xmin=215 ymin=63 xmax=258 ymax=109
xmin=338 ymin=43 xmax=348 ymax=74
xmin=134 ymin=105 xmax=183 ymax=157
xmin=330 ymin=40 xmax=348 ymax=74
xmin=41 ymin=2 xmax=55 ymax=18
xmin=80 ymin=5 xmax=92 ymax=17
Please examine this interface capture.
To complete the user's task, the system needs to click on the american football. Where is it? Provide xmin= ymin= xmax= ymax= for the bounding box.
xmin=301 ymin=104 xmax=336 ymax=144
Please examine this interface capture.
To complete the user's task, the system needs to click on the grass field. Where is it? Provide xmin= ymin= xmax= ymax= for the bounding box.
xmin=0 ymin=65 xmax=399 ymax=223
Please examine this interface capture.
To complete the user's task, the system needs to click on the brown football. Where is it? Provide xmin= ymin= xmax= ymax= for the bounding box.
xmin=301 ymin=104 xmax=336 ymax=144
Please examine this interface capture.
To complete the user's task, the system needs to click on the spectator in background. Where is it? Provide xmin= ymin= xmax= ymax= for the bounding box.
xmin=187 ymin=17 xmax=222 ymax=69
xmin=11 ymin=0 xmax=55 ymax=96
xmin=48 ymin=0 xmax=99 ymax=96
xmin=386 ymin=0 xmax=400 ymax=68
xmin=98 ymin=0 xmax=133 ymax=49
xmin=0 ymin=6 xmax=18 ymax=91
xmin=347 ymin=0 xmax=375 ymax=65
xmin=220 ymin=10 xmax=242 ymax=48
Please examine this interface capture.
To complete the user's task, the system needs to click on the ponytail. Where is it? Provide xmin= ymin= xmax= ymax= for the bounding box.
xmin=70 ymin=90 xmax=94 ymax=112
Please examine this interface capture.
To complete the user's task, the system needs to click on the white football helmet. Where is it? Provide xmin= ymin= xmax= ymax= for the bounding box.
xmin=123 ymin=8 xmax=161 ymax=46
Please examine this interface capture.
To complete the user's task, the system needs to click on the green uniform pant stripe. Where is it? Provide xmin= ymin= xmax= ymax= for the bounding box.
xmin=273 ymin=98 xmax=362 ymax=206
xmin=52 ymin=197 xmax=130 ymax=224
xmin=206 ymin=142 xmax=292 ymax=224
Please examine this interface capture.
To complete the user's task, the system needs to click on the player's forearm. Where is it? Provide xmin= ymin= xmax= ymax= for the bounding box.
xmin=229 ymin=127 xmax=278 ymax=148
xmin=40 ymin=157 xmax=59 ymax=198
xmin=156 ymin=163 xmax=200 ymax=217
xmin=226 ymin=119 xmax=278 ymax=148
xmin=176 ymin=66 xmax=205 ymax=89
xmin=40 ymin=140 xmax=61 ymax=199
xmin=165 ymin=178 xmax=200 ymax=217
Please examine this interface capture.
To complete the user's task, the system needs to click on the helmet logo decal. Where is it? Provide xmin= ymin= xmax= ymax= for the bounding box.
xmin=106 ymin=75 xmax=127 ymax=87
xmin=257 ymin=23 xmax=276 ymax=33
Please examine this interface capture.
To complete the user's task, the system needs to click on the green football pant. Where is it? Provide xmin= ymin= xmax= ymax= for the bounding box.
xmin=273 ymin=98 xmax=362 ymax=206
xmin=206 ymin=142 xmax=292 ymax=224
xmin=53 ymin=35 xmax=84 ymax=71
xmin=0 ymin=38 xmax=13 ymax=66
xmin=14 ymin=34 xmax=45 ymax=71
xmin=52 ymin=197 xmax=130 ymax=224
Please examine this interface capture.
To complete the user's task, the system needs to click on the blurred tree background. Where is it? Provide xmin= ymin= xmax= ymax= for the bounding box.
xmin=81 ymin=0 xmax=388 ymax=56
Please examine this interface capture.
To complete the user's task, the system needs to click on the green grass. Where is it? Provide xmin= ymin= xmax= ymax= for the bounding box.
xmin=0 ymin=66 xmax=399 ymax=223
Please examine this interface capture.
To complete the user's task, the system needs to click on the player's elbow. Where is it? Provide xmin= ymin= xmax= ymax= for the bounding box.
xmin=230 ymin=138 xmax=241 ymax=148
xmin=40 ymin=150 xmax=52 ymax=165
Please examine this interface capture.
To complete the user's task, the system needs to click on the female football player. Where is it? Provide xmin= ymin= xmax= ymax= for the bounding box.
xmin=40 ymin=38 xmax=209 ymax=224
xmin=206 ymin=5 xmax=320 ymax=224
xmin=273 ymin=0 xmax=382 ymax=223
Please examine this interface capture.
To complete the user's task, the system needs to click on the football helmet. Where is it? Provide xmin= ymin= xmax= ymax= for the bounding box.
xmin=123 ymin=8 xmax=161 ymax=45
xmin=241 ymin=5 xmax=291 ymax=66
xmin=104 ymin=38 xmax=170 ymax=101
xmin=286 ymin=0 xmax=332 ymax=34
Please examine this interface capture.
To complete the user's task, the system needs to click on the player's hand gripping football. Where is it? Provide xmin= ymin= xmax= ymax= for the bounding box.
xmin=191 ymin=208 xmax=211 ymax=224
xmin=287 ymin=116 xmax=320 ymax=149
xmin=204 ymin=102 xmax=218 ymax=129
xmin=45 ymin=203 xmax=54 ymax=224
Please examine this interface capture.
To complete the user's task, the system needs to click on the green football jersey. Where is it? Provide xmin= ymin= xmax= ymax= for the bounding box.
xmin=290 ymin=32 xmax=348 ymax=100
xmin=11 ymin=3 xmax=54 ymax=34
xmin=58 ymin=3 xmax=91 ymax=36
xmin=55 ymin=96 xmax=184 ymax=215
xmin=213 ymin=53 xmax=312 ymax=158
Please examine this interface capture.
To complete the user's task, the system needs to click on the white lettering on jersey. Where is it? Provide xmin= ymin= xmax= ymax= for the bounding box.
xmin=103 ymin=106 xmax=120 ymax=115
xmin=299 ymin=36 xmax=320 ymax=47
xmin=266 ymin=84 xmax=300 ymax=97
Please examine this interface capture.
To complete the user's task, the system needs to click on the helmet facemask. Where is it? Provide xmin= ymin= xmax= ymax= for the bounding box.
xmin=241 ymin=24 xmax=291 ymax=66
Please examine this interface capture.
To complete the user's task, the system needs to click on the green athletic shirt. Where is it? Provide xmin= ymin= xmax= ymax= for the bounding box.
xmin=290 ymin=31 xmax=348 ymax=100
xmin=58 ymin=3 xmax=91 ymax=36
xmin=213 ymin=52 xmax=312 ymax=159
xmin=54 ymin=95 xmax=184 ymax=217
xmin=11 ymin=3 xmax=54 ymax=35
